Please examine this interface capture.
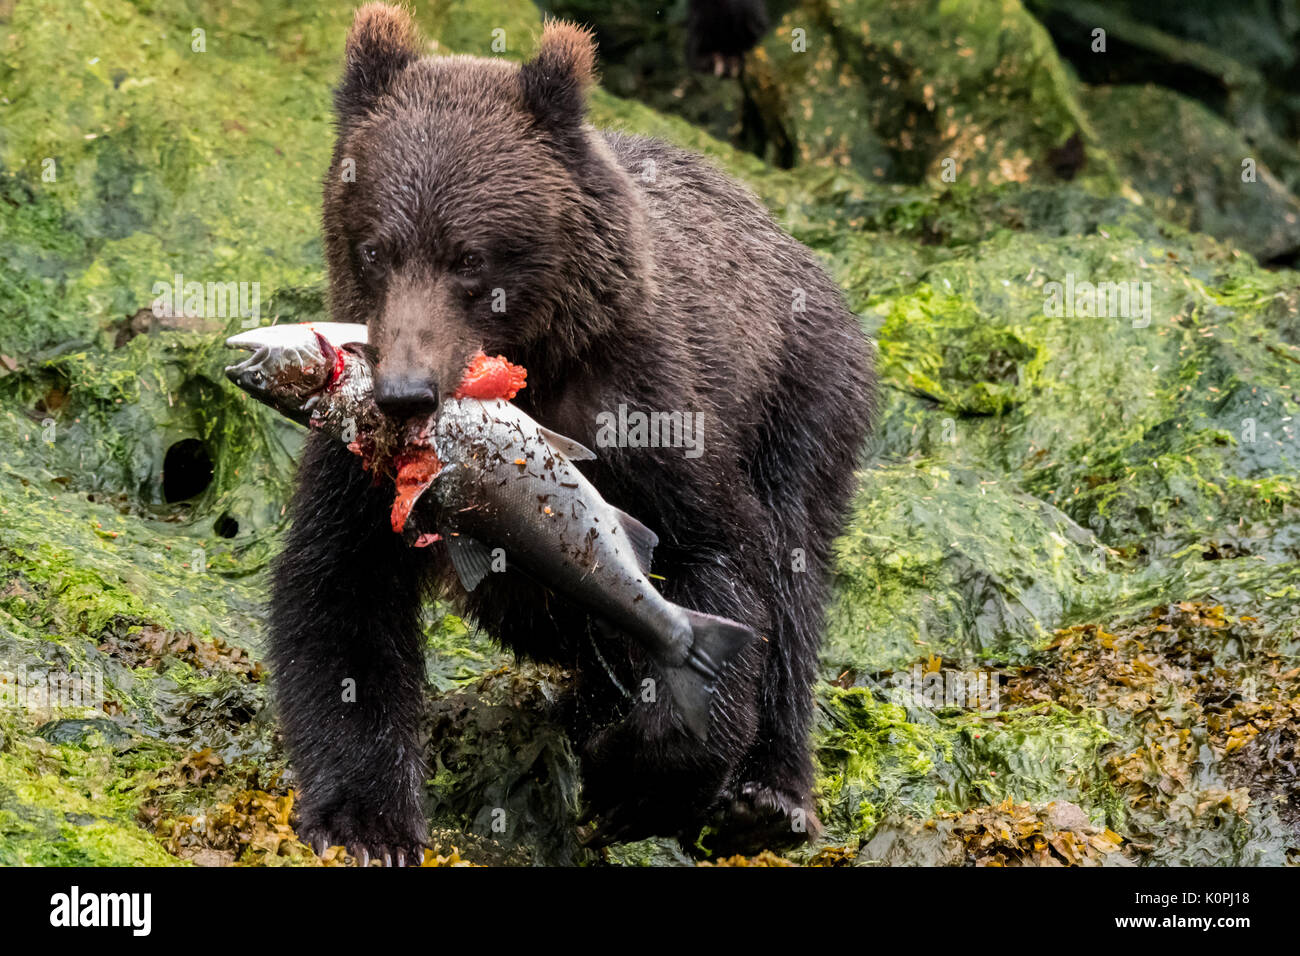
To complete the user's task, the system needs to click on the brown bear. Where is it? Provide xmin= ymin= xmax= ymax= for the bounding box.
xmin=268 ymin=3 xmax=873 ymax=864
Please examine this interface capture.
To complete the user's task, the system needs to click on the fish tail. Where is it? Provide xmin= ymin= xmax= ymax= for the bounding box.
xmin=662 ymin=610 xmax=757 ymax=741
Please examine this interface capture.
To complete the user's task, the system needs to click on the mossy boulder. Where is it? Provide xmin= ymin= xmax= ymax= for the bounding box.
xmin=1085 ymin=84 xmax=1300 ymax=262
xmin=1026 ymin=0 xmax=1300 ymax=191
xmin=744 ymin=0 xmax=1121 ymax=192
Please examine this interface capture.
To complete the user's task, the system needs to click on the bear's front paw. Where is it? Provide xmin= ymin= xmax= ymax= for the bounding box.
xmin=297 ymin=808 xmax=428 ymax=867
xmin=704 ymin=781 xmax=822 ymax=856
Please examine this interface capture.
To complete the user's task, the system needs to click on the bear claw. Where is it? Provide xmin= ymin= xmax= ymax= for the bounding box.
xmin=299 ymin=824 xmax=425 ymax=867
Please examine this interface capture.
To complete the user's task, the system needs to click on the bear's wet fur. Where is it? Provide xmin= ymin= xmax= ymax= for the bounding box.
xmin=269 ymin=3 xmax=874 ymax=862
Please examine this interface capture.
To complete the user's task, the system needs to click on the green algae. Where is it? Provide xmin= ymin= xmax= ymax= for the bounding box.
xmin=816 ymin=688 xmax=952 ymax=836
xmin=876 ymin=286 xmax=1048 ymax=415
xmin=423 ymin=608 xmax=506 ymax=692
xmin=0 ymin=711 xmax=181 ymax=866
xmin=0 ymin=0 xmax=336 ymax=356
xmin=425 ymin=0 xmax=543 ymax=60
xmin=826 ymin=461 xmax=1103 ymax=670
xmin=815 ymin=685 xmax=1115 ymax=848
xmin=946 ymin=705 xmax=1112 ymax=811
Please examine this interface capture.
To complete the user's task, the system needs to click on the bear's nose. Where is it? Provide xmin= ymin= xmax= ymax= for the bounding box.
xmin=375 ymin=374 xmax=440 ymax=418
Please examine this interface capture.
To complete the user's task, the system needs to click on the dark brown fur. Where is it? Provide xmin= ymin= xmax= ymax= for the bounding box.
xmin=270 ymin=5 xmax=874 ymax=861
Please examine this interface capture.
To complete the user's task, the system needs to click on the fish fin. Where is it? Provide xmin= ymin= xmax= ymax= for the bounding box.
xmin=681 ymin=609 xmax=756 ymax=681
xmin=662 ymin=611 xmax=757 ymax=741
xmin=538 ymin=426 xmax=597 ymax=462
xmin=444 ymin=534 xmax=495 ymax=592
xmin=614 ymin=510 xmax=658 ymax=575
xmin=659 ymin=663 xmax=714 ymax=742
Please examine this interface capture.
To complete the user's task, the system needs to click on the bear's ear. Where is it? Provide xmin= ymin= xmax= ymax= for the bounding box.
xmin=520 ymin=20 xmax=597 ymax=129
xmin=335 ymin=3 xmax=422 ymax=122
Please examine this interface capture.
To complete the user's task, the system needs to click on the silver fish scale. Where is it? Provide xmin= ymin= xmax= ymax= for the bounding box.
xmin=431 ymin=398 xmax=693 ymax=667
xmin=310 ymin=351 xmax=385 ymax=442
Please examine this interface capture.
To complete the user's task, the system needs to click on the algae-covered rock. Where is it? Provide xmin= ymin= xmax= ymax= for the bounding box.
xmin=1026 ymin=0 xmax=1300 ymax=193
xmin=746 ymin=0 xmax=1122 ymax=192
xmin=1024 ymin=0 xmax=1300 ymax=259
xmin=1085 ymin=84 xmax=1300 ymax=262
xmin=825 ymin=461 xmax=1103 ymax=670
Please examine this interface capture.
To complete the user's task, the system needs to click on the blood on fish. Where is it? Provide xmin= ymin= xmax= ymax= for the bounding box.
xmin=312 ymin=330 xmax=346 ymax=386
xmin=388 ymin=352 xmax=529 ymax=533
xmin=390 ymin=448 xmax=443 ymax=534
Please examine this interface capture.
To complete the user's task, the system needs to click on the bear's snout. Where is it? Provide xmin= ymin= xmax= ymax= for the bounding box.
xmin=375 ymin=371 xmax=440 ymax=418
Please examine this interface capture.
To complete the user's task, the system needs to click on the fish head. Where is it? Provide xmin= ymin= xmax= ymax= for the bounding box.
xmin=224 ymin=323 xmax=368 ymax=425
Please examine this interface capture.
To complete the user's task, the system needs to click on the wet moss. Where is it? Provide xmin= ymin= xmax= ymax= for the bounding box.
xmin=0 ymin=713 xmax=180 ymax=866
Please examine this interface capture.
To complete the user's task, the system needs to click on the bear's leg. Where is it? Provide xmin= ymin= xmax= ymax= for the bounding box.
xmin=716 ymin=423 xmax=863 ymax=850
xmin=712 ymin=590 xmax=825 ymax=852
xmin=576 ymin=653 xmax=766 ymax=847
xmin=574 ymin=561 xmax=768 ymax=847
xmin=269 ymin=433 xmax=433 ymax=865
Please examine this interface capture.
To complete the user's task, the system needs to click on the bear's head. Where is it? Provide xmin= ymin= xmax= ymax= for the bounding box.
xmin=323 ymin=3 xmax=650 ymax=416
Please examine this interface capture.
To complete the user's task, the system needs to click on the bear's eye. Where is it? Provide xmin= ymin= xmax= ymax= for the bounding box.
xmin=456 ymin=252 xmax=484 ymax=276
xmin=356 ymin=241 xmax=387 ymax=277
